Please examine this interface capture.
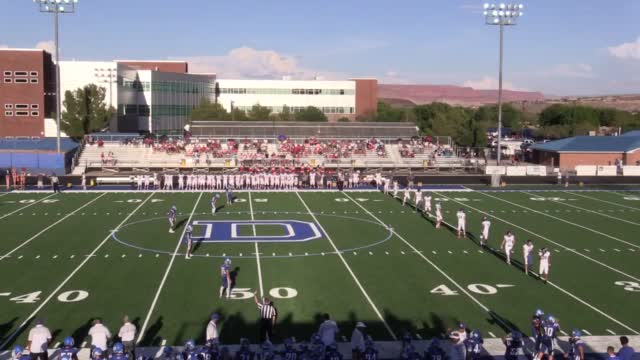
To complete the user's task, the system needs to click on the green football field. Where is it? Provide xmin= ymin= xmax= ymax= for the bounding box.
xmin=1 ymin=188 xmax=640 ymax=350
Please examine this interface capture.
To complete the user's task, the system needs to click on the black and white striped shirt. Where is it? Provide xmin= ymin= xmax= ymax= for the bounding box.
xmin=257 ymin=302 xmax=277 ymax=320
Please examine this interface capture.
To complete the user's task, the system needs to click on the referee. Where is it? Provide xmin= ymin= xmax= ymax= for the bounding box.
xmin=254 ymin=291 xmax=277 ymax=342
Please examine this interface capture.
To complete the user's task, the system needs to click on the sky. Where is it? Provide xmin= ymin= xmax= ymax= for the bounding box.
xmin=1 ymin=0 xmax=639 ymax=96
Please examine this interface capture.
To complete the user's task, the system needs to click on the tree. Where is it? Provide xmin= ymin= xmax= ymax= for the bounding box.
xmin=230 ymin=108 xmax=248 ymax=121
xmin=248 ymin=104 xmax=272 ymax=121
xmin=294 ymin=106 xmax=328 ymax=122
xmin=61 ymin=84 xmax=114 ymax=139
xmin=375 ymin=101 xmax=406 ymax=122
xmin=190 ymin=99 xmax=229 ymax=120
xmin=214 ymin=82 xmax=221 ymax=105
xmin=278 ymin=105 xmax=293 ymax=121
xmin=337 ymin=117 xmax=351 ymax=122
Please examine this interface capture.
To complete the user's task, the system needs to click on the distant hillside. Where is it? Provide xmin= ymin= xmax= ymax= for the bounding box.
xmin=379 ymin=84 xmax=545 ymax=106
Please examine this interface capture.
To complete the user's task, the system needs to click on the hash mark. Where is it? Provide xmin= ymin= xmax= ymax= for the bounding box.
xmin=463 ymin=250 xmax=469 ymax=254
xmin=629 ymin=249 xmax=636 ymax=252
xmin=70 ymin=255 xmax=75 ymax=259
xmin=155 ymin=254 xmax=159 ymax=257
xmin=35 ymin=255 xmax=40 ymax=259
xmin=385 ymin=252 xmax=389 ymax=255
xmin=606 ymin=329 xmax=616 ymax=335
xmin=401 ymin=251 xmax=406 ymax=255
xmin=122 ymin=254 xmax=126 ymax=258
xmin=614 ymin=248 xmax=621 ymax=252
xmin=52 ymin=255 xmax=58 ymax=259
xmin=582 ymin=329 xmax=592 ymax=336
xmin=104 ymin=254 xmax=109 ymax=258
xmin=488 ymin=332 xmax=496 ymax=338
xmin=81 ymin=342 xmax=87 ymax=348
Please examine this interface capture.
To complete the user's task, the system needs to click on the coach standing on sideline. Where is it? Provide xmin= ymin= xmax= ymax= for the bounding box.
xmin=206 ymin=313 xmax=220 ymax=343
xmin=50 ymin=173 xmax=60 ymax=193
xmin=118 ymin=315 xmax=136 ymax=358
xmin=26 ymin=319 xmax=52 ymax=360
xmin=254 ymin=291 xmax=277 ymax=342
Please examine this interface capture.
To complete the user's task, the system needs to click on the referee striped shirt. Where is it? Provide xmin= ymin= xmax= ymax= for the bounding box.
xmin=257 ymin=302 xmax=277 ymax=319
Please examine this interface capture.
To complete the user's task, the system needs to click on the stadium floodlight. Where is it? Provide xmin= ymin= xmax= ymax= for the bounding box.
xmin=33 ymin=0 xmax=79 ymax=153
xmin=482 ymin=3 xmax=524 ymax=164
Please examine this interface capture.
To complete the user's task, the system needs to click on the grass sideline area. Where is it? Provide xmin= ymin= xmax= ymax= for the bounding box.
xmin=1 ymin=188 xmax=639 ymax=357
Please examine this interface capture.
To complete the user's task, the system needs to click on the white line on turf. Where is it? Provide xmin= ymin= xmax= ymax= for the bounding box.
xmin=582 ymin=329 xmax=592 ymax=336
xmin=434 ymin=193 xmax=640 ymax=282
xmin=482 ymin=191 xmax=640 ymax=250
xmin=136 ymin=192 xmax=203 ymax=344
xmin=0 ymin=193 xmax=106 ymax=261
xmin=567 ymin=191 xmax=640 ymax=211
xmin=249 ymin=192 xmax=265 ymax=297
xmin=0 ymin=192 xmax=156 ymax=351
xmin=295 ymin=191 xmax=397 ymax=340
xmin=606 ymin=329 xmax=616 ymax=335
xmin=0 ymin=193 xmax=57 ymax=220
xmin=342 ymin=193 xmax=513 ymax=332
xmin=522 ymin=191 xmax=640 ymax=227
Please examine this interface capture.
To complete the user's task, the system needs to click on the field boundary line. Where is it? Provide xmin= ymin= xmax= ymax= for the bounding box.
xmin=566 ymin=191 xmax=640 ymax=211
xmin=0 ymin=193 xmax=57 ymax=220
xmin=342 ymin=192 xmax=513 ymax=332
xmin=248 ymin=192 xmax=265 ymax=297
xmin=479 ymin=191 xmax=640 ymax=250
xmin=434 ymin=192 xmax=640 ymax=335
xmin=434 ymin=192 xmax=640 ymax=282
xmin=0 ymin=193 xmax=107 ymax=260
xmin=522 ymin=191 xmax=640 ymax=226
xmin=137 ymin=192 xmax=203 ymax=344
xmin=0 ymin=192 xmax=156 ymax=351
xmin=295 ymin=192 xmax=397 ymax=340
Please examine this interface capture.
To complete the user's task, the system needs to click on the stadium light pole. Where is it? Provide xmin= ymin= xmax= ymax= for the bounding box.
xmin=34 ymin=0 xmax=79 ymax=153
xmin=483 ymin=3 xmax=523 ymax=164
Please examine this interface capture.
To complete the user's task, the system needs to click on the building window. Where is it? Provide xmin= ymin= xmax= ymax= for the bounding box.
xmin=31 ymin=104 xmax=39 ymax=109
xmin=30 ymin=71 xmax=39 ymax=77
xmin=4 ymin=111 xmax=13 ymax=117
xmin=138 ymin=105 xmax=150 ymax=116
xmin=15 ymin=111 xmax=29 ymax=116
xmin=3 ymin=71 xmax=11 ymax=76
xmin=31 ymin=111 xmax=39 ymax=116
xmin=14 ymin=71 xmax=28 ymax=77
xmin=3 ymin=78 xmax=12 ymax=83
xmin=4 ymin=104 xmax=13 ymax=109
xmin=14 ymin=78 xmax=28 ymax=83
xmin=15 ymin=104 xmax=28 ymax=109
xmin=30 ymin=78 xmax=39 ymax=84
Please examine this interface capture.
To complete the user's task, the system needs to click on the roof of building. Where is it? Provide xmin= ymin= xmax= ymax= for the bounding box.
xmin=0 ymin=138 xmax=79 ymax=152
xmin=531 ymin=135 xmax=640 ymax=153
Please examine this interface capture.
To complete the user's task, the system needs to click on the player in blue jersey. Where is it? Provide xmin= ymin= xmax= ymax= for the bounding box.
xmin=219 ymin=258 xmax=232 ymax=299
xmin=13 ymin=346 xmax=30 ymax=360
xmin=258 ymin=341 xmax=275 ymax=360
xmin=182 ymin=340 xmax=199 ymax=360
xmin=110 ymin=343 xmax=129 ymax=360
xmin=281 ymin=338 xmax=300 ymax=360
xmin=184 ymin=224 xmax=194 ymax=259
xmin=57 ymin=336 xmax=79 ymax=360
xmin=424 ymin=338 xmax=446 ymax=360
xmin=362 ymin=337 xmax=378 ymax=360
xmin=91 ymin=347 xmax=105 ymax=360
xmin=168 ymin=205 xmax=177 ymax=233
xmin=236 ymin=338 xmax=254 ymax=360
xmin=202 ymin=340 xmax=221 ymax=360
xmin=503 ymin=331 xmax=524 ymax=360
xmin=226 ymin=187 xmax=234 ymax=206
xmin=566 ymin=330 xmax=585 ymax=360
xmin=532 ymin=309 xmax=545 ymax=353
xmin=297 ymin=342 xmax=310 ymax=360
xmin=464 ymin=330 xmax=484 ymax=360
xmin=537 ymin=315 xmax=560 ymax=360
xmin=211 ymin=194 xmax=220 ymax=215
xmin=324 ymin=343 xmax=342 ymax=360
xmin=158 ymin=347 xmax=174 ymax=360
xmin=400 ymin=333 xmax=421 ymax=360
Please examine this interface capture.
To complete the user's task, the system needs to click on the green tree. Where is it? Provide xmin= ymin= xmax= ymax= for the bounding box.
xmin=248 ymin=104 xmax=272 ymax=121
xmin=375 ymin=101 xmax=406 ymax=122
xmin=278 ymin=105 xmax=293 ymax=121
xmin=337 ymin=117 xmax=351 ymax=122
xmin=61 ymin=84 xmax=114 ymax=139
xmin=190 ymin=99 xmax=229 ymax=120
xmin=230 ymin=108 xmax=248 ymax=121
xmin=294 ymin=106 xmax=328 ymax=122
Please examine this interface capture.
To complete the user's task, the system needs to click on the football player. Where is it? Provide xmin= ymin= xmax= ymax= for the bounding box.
xmin=324 ymin=343 xmax=342 ymax=360
xmin=424 ymin=193 xmax=432 ymax=213
xmin=111 ymin=343 xmax=129 ymax=360
xmin=12 ymin=346 xmax=30 ymax=360
xmin=211 ymin=194 xmax=220 ymax=215
xmin=523 ymin=240 xmax=534 ymax=275
xmin=219 ymin=258 xmax=232 ymax=299
xmin=402 ymin=187 xmax=411 ymax=207
xmin=501 ymin=231 xmax=516 ymax=265
xmin=532 ymin=309 xmax=545 ymax=353
xmin=236 ymin=338 xmax=253 ymax=360
xmin=202 ymin=340 xmax=220 ymax=360
xmin=182 ymin=340 xmax=199 ymax=360
xmin=362 ymin=337 xmax=378 ymax=360
xmin=435 ymin=202 xmax=443 ymax=229
xmin=480 ymin=217 xmax=491 ymax=247
xmin=167 ymin=205 xmax=177 ymax=233
xmin=464 ymin=330 xmax=484 ymax=360
xmin=185 ymin=224 xmax=194 ymax=259
xmin=57 ymin=336 xmax=79 ymax=360
xmin=538 ymin=247 xmax=552 ymax=283
xmin=400 ymin=333 xmax=420 ymax=360
xmin=566 ymin=330 xmax=585 ymax=360
xmin=424 ymin=338 xmax=446 ymax=360
xmin=456 ymin=209 xmax=466 ymax=238
xmin=537 ymin=315 xmax=560 ymax=360
xmin=392 ymin=181 xmax=399 ymax=198
xmin=258 ymin=341 xmax=275 ymax=360
xmin=90 ymin=347 xmax=105 ymax=360
xmin=281 ymin=338 xmax=299 ymax=360
xmin=502 ymin=331 xmax=524 ymax=360
xmin=226 ymin=187 xmax=234 ymax=206
xmin=414 ymin=189 xmax=423 ymax=213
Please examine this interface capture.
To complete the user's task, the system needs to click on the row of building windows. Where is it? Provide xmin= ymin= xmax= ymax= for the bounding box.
xmin=118 ymin=104 xmax=193 ymax=117
xmin=4 ymin=111 xmax=39 ymax=117
xmin=4 ymin=104 xmax=39 ymax=109
xmin=221 ymin=88 xmax=355 ymax=96
xmin=235 ymin=105 xmax=355 ymax=114
xmin=3 ymin=71 xmax=39 ymax=77
xmin=121 ymin=80 xmax=213 ymax=95
xmin=3 ymin=78 xmax=38 ymax=84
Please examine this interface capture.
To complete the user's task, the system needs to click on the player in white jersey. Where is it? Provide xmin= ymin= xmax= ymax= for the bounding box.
xmin=215 ymin=174 xmax=222 ymax=189
xmin=144 ymin=175 xmax=151 ymax=190
xmin=424 ymin=193 xmax=432 ymax=213
xmin=375 ymin=172 xmax=382 ymax=190
xmin=523 ymin=240 xmax=534 ymax=275
xmin=383 ymin=179 xmax=390 ymax=195
xmin=456 ymin=209 xmax=466 ymax=238
xmin=435 ymin=202 xmax=443 ymax=229
xmin=178 ymin=174 xmax=184 ymax=190
xmin=538 ymin=247 xmax=551 ymax=283
xmin=501 ymin=231 xmax=516 ymax=265
xmin=185 ymin=224 xmax=194 ymax=259
xmin=211 ymin=194 xmax=220 ymax=215
xmin=402 ymin=187 xmax=411 ymax=206
xmin=480 ymin=217 xmax=491 ymax=246
xmin=414 ymin=189 xmax=423 ymax=213
xmin=81 ymin=173 xmax=87 ymax=190
xmin=392 ymin=181 xmax=399 ymax=198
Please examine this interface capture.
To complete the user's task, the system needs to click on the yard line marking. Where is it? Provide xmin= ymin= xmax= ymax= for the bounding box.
xmin=248 ymin=192 xmax=265 ymax=298
xmin=0 ymin=193 xmax=57 ymax=220
xmin=81 ymin=342 xmax=87 ymax=348
xmin=484 ymin=191 xmax=640 ymax=250
xmin=560 ymin=330 xmax=568 ymax=336
xmin=0 ymin=192 xmax=155 ymax=351
xmin=343 ymin=193 xmax=513 ymax=332
xmin=606 ymin=329 xmax=616 ymax=335
xmin=530 ymin=192 xmax=640 ymax=226
xmin=0 ymin=193 xmax=106 ymax=261
xmin=161 ymin=339 xmax=167 ymax=346
xmin=137 ymin=192 xmax=203 ymax=344
xmin=582 ymin=329 xmax=592 ymax=336
xmin=434 ymin=193 xmax=640 ymax=282
xmin=53 ymin=342 xmax=60 ymax=349
xmin=614 ymin=248 xmax=621 ymax=252
xmin=567 ymin=191 xmax=640 ymax=211
xmin=488 ymin=332 xmax=496 ymax=338
xmin=295 ymin=192 xmax=397 ymax=340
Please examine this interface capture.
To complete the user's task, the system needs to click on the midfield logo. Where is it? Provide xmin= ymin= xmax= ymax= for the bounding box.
xmin=190 ymin=220 xmax=324 ymax=243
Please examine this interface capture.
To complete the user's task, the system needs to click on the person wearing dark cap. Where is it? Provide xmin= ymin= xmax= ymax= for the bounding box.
xmin=26 ymin=319 xmax=52 ymax=360
xmin=254 ymin=292 xmax=277 ymax=342
xmin=206 ymin=313 xmax=220 ymax=343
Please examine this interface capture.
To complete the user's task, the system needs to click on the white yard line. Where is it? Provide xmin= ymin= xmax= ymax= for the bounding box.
xmin=479 ymin=191 xmax=640 ymax=250
xmin=342 ymin=192 xmax=513 ymax=332
xmin=248 ymin=192 xmax=265 ymax=297
xmin=566 ymin=191 xmax=640 ymax=211
xmin=0 ymin=193 xmax=57 ymax=220
xmin=522 ymin=191 xmax=640 ymax=226
xmin=295 ymin=191 xmax=397 ymax=340
xmin=0 ymin=192 xmax=9 ymax=197
xmin=0 ymin=192 xmax=155 ymax=351
xmin=136 ymin=192 xmax=203 ymax=343
xmin=434 ymin=192 xmax=640 ymax=283
xmin=0 ymin=193 xmax=107 ymax=260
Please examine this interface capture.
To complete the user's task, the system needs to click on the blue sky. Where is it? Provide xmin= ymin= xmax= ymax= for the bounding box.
xmin=1 ymin=0 xmax=639 ymax=95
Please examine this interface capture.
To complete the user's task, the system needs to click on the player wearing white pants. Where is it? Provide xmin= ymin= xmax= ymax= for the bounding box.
xmin=435 ymin=202 xmax=443 ymax=229
xmin=456 ymin=209 xmax=466 ymax=238
xmin=480 ymin=217 xmax=491 ymax=246
xmin=523 ymin=240 xmax=534 ymax=275
xmin=538 ymin=248 xmax=551 ymax=283
xmin=424 ymin=194 xmax=432 ymax=213
xmin=501 ymin=231 xmax=516 ymax=265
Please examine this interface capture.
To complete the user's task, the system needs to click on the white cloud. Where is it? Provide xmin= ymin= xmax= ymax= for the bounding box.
xmin=175 ymin=46 xmax=346 ymax=80
xmin=35 ymin=40 xmax=56 ymax=58
xmin=462 ymin=76 xmax=525 ymax=91
xmin=608 ymin=37 xmax=640 ymax=60
xmin=544 ymin=63 xmax=595 ymax=79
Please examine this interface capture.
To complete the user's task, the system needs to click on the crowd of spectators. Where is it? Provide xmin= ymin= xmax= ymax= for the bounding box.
xmin=277 ymin=137 xmax=386 ymax=160
xmin=397 ymin=136 xmax=454 ymax=159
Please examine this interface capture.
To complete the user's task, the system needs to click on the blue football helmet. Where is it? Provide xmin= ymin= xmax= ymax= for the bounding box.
xmin=571 ymin=329 xmax=582 ymax=339
xmin=224 ymin=258 xmax=232 ymax=266
xmin=113 ymin=342 xmax=124 ymax=354
xmin=240 ymin=338 xmax=250 ymax=349
xmin=546 ymin=315 xmax=556 ymax=324
xmin=185 ymin=340 xmax=195 ymax=350
xmin=163 ymin=346 xmax=173 ymax=356
xmin=535 ymin=309 xmax=545 ymax=317
xmin=511 ymin=331 xmax=523 ymax=341
xmin=64 ymin=336 xmax=74 ymax=347
xmin=284 ymin=338 xmax=295 ymax=350
xmin=13 ymin=346 xmax=24 ymax=356
xmin=92 ymin=347 xmax=104 ymax=359
xmin=311 ymin=333 xmax=321 ymax=344
xmin=470 ymin=330 xmax=482 ymax=340
xmin=365 ymin=335 xmax=375 ymax=349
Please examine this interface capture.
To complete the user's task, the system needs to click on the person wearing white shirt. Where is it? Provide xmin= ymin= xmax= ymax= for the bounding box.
xmin=118 ymin=316 xmax=136 ymax=358
xmin=539 ymin=247 xmax=552 ymax=283
xmin=424 ymin=193 xmax=432 ymax=213
xmin=523 ymin=240 xmax=535 ymax=275
xmin=206 ymin=313 xmax=220 ymax=343
xmin=435 ymin=202 xmax=443 ymax=229
xmin=501 ymin=231 xmax=516 ymax=265
xmin=350 ymin=322 xmax=367 ymax=360
xmin=318 ymin=313 xmax=339 ymax=346
xmin=480 ymin=217 xmax=491 ymax=247
xmin=26 ymin=320 xmax=51 ymax=360
xmin=456 ymin=209 xmax=466 ymax=238
xmin=88 ymin=319 xmax=111 ymax=351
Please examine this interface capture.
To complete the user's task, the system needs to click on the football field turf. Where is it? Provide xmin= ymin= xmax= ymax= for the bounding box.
xmin=1 ymin=188 xmax=639 ymax=350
